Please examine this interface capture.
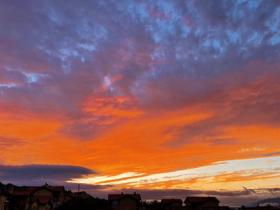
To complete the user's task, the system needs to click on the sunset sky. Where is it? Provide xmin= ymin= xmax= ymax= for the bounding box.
xmin=0 ymin=0 xmax=280 ymax=206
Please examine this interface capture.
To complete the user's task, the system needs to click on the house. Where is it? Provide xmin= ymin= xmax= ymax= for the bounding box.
xmin=6 ymin=183 xmax=69 ymax=210
xmin=0 ymin=194 xmax=8 ymax=210
xmin=108 ymin=193 xmax=141 ymax=210
xmin=29 ymin=186 xmax=54 ymax=210
xmin=72 ymin=191 xmax=93 ymax=200
xmin=8 ymin=186 xmax=35 ymax=210
xmin=184 ymin=197 xmax=220 ymax=210
xmin=0 ymin=183 xmax=9 ymax=210
xmin=161 ymin=199 xmax=183 ymax=210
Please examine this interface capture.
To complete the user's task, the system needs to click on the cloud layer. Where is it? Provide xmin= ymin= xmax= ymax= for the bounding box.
xmin=0 ymin=164 xmax=94 ymax=185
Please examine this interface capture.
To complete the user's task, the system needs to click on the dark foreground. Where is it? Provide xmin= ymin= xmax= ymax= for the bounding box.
xmin=0 ymin=183 xmax=279 ymax=210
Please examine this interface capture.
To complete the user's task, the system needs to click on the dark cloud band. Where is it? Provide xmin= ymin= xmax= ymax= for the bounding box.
xmin=0 ymin=164 xmax=94 ymax=182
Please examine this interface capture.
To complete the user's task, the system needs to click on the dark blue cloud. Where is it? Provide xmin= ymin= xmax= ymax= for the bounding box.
xmin=0 ymin=164 xmax=94 ymax=185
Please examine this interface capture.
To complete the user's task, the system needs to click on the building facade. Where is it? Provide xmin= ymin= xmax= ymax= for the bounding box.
xmin=108 ymin=193 xmax=142 ymax=210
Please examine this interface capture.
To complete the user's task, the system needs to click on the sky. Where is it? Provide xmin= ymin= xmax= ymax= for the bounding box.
xmin=0 ymin=0 xmax=280 ymax=206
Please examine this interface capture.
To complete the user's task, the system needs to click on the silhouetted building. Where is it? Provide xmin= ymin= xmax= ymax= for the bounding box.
xmin=184 ymin=197 xmax=220 ymax=210
xmin=0 ymin=194 xmax=8 ymax=210
xmin=108 ymin=193 xmax=141 ymax=210
xmin=72 ymin=191 xmax=92 ymax=200
xmin=56 ymin=192 xmax=109 ymax=210
xmin=4 ymin=183 xmax=70 ymax=210
xmin=0 ymin=183 xmax=8 ymax=210
xmin=142 ymin=200 xmax=162 ymax=210
xmin=161 ymin=199 xmax=183 ymax=210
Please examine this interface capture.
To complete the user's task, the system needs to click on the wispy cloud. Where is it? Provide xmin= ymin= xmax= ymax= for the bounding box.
xmin=70 ymin=156 xmax=280 ymax=188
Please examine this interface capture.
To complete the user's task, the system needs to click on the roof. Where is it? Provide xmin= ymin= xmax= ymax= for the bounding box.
xmin=73 ymin=191 xmax=93 ymax=199
xmin=161 ymin=199 xmax=183 ymax=205
xmin=12 ymin=187 xmax=37 ymax=196
xmin=108 ymin=193 xmax=141 ymax=202
xmin=37 ymin=196 xmax=51 ymax=204
xmin=47 ymin=186 xmax=65 ymax=192
xmin=184 ymin=197 xmax=219 ymax=205
xmin=10 ymin=185 xmax=65 ymax=197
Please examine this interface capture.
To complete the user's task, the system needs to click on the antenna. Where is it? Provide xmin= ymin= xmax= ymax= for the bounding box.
xmin=243 ymin=186 xmax=259 ymax=204
xmin=243 ymin=186 xmax=256 ymax=194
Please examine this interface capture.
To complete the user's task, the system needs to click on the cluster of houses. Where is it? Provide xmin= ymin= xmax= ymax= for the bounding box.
xmin=108 ymin=193 xmax=230 ymax=210
xmin=107 ymin=194 xmax=280 ymax=210
xmin=0 ymin=182 xmax=279 ymax=210
xmin=0 ymin=182 xmax=73 ymax=210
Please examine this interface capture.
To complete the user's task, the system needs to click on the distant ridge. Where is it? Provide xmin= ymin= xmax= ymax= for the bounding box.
xmin=254 ymin=197 xmax=280 ymax=207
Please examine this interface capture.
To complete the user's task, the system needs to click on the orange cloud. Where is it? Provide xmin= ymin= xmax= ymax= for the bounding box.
xmin=83 ymin=95 xmax=143 ymax=121
xmin=0 ymin=112 xmax=61 ymax=140
xmin=1 ymin=62 xmax=280 ymax=195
